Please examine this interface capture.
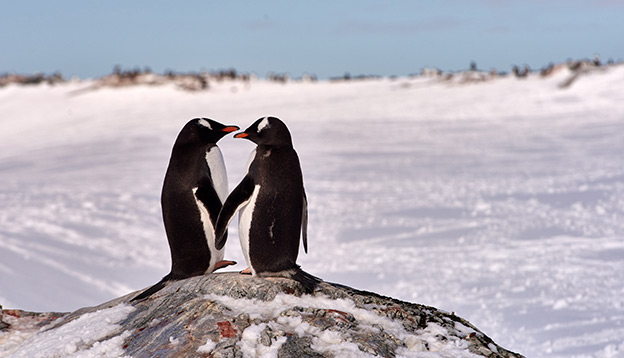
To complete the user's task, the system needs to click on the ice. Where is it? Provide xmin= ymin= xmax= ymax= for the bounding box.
xmin=1 ymin=66 xmax=624 ymax=357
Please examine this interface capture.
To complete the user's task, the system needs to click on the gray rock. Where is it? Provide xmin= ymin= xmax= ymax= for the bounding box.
xmin=278 ymin=335 xmax=324 ymax=358
xmin=1 ymin=273 xmax=525 ymax=357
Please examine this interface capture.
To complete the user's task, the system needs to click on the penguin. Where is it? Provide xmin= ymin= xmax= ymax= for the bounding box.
xmin=132 ymin=118 xmax=239 ymax=301
xmin=214 ymin=116 xmax=321 ymax=293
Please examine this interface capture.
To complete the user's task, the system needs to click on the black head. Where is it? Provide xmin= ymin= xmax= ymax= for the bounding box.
xmin=177 ymin=118 xmax=239 ymax=145
xmin=234 ymin=116 xmax=293 ymax=147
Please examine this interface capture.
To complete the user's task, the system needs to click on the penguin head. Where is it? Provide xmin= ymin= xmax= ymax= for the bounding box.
xmin=234 ymin=116 xmax=293 ymax=146
xmin=179 ymin=118 xmax=239 ymax=145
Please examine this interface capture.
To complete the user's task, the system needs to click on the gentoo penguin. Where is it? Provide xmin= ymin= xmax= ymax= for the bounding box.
xmin=132 ymin=118 xmax=239 ymax=301
xmin=215 ymin=116 xmax=321 ymax=293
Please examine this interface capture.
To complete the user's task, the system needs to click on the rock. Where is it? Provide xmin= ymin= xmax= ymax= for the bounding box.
xmin=279 ymin=335 xmax=324 ymax=358
xmin=0 ymin=273 xmax=525 ymax=357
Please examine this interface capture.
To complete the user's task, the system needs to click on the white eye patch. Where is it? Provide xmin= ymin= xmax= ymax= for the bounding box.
xmin=257 ymin=117 xmax=270 ymax=133
xmin=198 ymin=118 xmax=212 ymax=129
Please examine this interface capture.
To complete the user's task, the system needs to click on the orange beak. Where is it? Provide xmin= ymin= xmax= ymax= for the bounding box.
xmin=234 ymin=132 xmax=249 ymax=138
xmin=221 ymin=126 xmax=239 ymax=132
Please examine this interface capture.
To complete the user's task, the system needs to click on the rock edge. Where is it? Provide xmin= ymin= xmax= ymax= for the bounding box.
xmin=1 ymin=273 xmax=524 ymax=358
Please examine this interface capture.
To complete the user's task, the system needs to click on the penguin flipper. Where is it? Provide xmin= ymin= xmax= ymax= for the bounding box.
xmin=194 ymin=178 xmax=224 ymax=227
xmin=215 ymin=175 xmax=256 ymax=250
xmin=301 ymin=190 xmax=308 ymax=254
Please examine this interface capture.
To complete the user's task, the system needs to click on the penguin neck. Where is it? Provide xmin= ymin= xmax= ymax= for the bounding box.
xmin=257 ymin=143 xmax=292 ymax=153
xmin=169 ymin=143 xmax=213 ymax=171
xmin=256 ymin=145 xmax=272 ymax=158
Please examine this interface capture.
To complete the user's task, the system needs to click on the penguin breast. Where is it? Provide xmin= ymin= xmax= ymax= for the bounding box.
xmin=205 ymin=146 xmax=228 ymax=203
xmin=238 ymin=184 xmax=262 ymax=274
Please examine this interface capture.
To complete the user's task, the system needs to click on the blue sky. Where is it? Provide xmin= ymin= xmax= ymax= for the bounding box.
xmin=2 ymin=1 xmax=622 ymax=78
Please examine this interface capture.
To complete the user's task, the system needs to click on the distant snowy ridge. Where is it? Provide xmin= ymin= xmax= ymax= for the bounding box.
xmin=2 ymin=58 xmax=619 ymax=90
xmin=0 ymin=273 xmax=524 ymax=358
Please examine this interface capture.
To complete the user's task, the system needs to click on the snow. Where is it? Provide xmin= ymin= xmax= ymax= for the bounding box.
xmin=238 ymin=322 xmax=288 ymax=358
xmin=0 ymin=304 xmax=134 ymax=358
xmin=196 ymin=337 xmax=217 ymax=353
xmin=206 ymin=293 xmax=480 ymax=357
xmin=1 ymin=66 xmax=624 ymax=357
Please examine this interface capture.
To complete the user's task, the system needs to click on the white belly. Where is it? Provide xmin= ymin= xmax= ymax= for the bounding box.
xmin=205 ymin=146 xmax=228 ymax=203
xmin=238 ymin=185 xmax=261 ymax=275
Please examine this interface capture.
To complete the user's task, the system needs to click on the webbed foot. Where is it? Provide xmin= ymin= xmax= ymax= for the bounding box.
xmin=214 ymin=260 xmax=237 ymax=271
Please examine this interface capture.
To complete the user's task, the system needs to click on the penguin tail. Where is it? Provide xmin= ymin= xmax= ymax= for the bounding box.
xmin=130 ymin=275 xmax=171 ymax=302
xmin=258 ymin=266 xmax=321 ymax=294
xmin=290 ymin=267 xmax=323 ymax=294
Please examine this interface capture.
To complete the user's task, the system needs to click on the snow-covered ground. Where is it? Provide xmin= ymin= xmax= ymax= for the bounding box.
xmin=1 ymin=66 xmax=623 ymax=357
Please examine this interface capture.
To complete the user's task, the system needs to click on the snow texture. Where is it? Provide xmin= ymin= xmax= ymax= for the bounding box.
xmin=1 ymin=65 xmax=624 ymax=357
xmin=206 ymin=292 xmax=480 ymax=357
xmin=0 ymin=304 xmax=134 ymax=358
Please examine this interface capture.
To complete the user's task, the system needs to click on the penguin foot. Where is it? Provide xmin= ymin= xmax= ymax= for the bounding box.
xmin=240 ymin=267 xmax=252 ymax=275
xmin=214 ymin=260 xmax=237 ymax=271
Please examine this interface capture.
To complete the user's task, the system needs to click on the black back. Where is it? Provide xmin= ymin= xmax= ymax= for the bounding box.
xmin=216 ymin=117 xmax=307 ymax=273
